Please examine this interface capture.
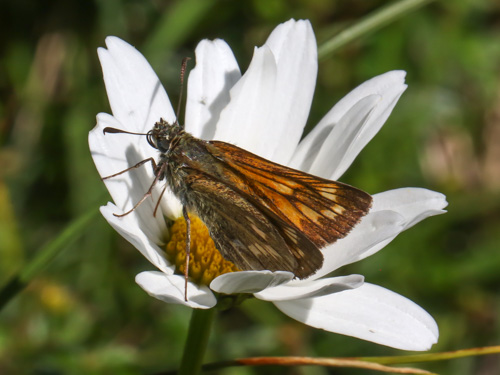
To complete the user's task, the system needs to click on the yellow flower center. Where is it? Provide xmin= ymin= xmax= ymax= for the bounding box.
xmin=165 ymin=214 xmax=239 ymax=285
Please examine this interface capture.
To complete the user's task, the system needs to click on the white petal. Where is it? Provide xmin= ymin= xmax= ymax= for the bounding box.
xmin=95 ymin=37 xmax=183 ymax=220
xmin=136 ymin=271 xmax=217 ymax=309
xmin=372 ymin=188 xmax=448 ymax=230
xmin=210 ymin=271 xmax=293 ymax=294
xmin=261 ymin=19 xmax=318 ymax=164
xmin=291 ymin=71 xmax=407 ymax=179
xmin=346 ymin=189 xmax=448 ymax=263
xmin=185 ymin=39 xmax=241 ymax=139
xmin=98 ymin=36 xmax=176 ymax=134
xmin=307 ymin=95 xmax=380 ymax=179
xmin=213 ymin=45 xmax=277 ymax=158
xmin=313 ymin=210 xmax=406 ymax=279
xmin=90 ymin=114 xmax=141 ymax=208
xmin=255 ymin=274 xmax=364 ymax=301
xmin=274 ymin=283 xmax=438 ymax=351
xmin=100 ymin=203 xmax=172 ymax=273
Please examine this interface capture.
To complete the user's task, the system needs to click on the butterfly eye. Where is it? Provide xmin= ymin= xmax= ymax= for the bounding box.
xmin=157 ymin=137 xmax=171 ymax=153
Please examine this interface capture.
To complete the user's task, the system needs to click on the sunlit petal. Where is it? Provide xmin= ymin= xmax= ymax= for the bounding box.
xmin=291 ymin=71 xmax=407 ymax=179
xmin=185 ymin=39 xmax=241 ymax=139
xmin=275 ymin=283 xmax=438 ymax=351
xmin=136 ymin=271 xmax=217 ymax=309
xmin=98 ymin=37 xmax=176 ymax=134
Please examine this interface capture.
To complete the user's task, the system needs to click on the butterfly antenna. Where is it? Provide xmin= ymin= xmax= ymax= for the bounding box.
xmin=175 ymin=57 xmax=191 ymax=128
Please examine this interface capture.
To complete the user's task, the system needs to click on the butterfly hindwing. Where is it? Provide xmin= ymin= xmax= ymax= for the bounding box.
xmin=183 ymin=172 xmax=324 ymax=278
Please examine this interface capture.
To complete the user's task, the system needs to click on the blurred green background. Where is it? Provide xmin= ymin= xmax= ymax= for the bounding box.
xmin=1 ymin=0 xmax=500 ymax=374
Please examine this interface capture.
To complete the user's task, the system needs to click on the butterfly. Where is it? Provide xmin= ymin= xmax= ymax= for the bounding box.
xmin=102 ymin=118 xmax=372 ymax=300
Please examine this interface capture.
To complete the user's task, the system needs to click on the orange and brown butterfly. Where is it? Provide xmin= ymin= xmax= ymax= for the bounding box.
xmin=102 ymin=117 xmax=372 ymax=297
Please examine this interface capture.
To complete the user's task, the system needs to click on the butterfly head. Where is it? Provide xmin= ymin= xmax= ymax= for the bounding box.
xmin=147 ymin=118 xmax=184 ymax=154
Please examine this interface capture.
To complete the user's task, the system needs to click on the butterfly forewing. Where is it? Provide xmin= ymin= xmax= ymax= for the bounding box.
xmin=206 ymin=141 xmax=373 ymax=249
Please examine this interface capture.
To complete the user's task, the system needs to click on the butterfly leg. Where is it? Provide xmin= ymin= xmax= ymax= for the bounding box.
xmin=183 ymin=206 xmax=191 ymax=302
xmin=153 ymin=184 xmax=168 ymax=217
xmin=113 ymin=162 xmax=167 ymax=217
xmin=102 ymin=157 xmax=158 ymax=180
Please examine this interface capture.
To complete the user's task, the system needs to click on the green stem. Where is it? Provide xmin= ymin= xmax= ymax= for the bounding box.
xmin=178 ymin=307 xmax=216 ymax=375
xmin=318 ymin=0 xmax=436 ymax=60
xmin=0 ymin=207 xmax=99 ymax=311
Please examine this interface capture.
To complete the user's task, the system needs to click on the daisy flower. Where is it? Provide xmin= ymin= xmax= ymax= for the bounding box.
xmin=89 ymin=19 xmax=447 ymax=351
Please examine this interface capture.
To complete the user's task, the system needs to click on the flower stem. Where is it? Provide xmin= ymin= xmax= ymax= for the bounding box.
xmin=178 ymin=307 xmax=216 ymax=375
xmin=318 ymin=0 xmax=436 ymax=60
